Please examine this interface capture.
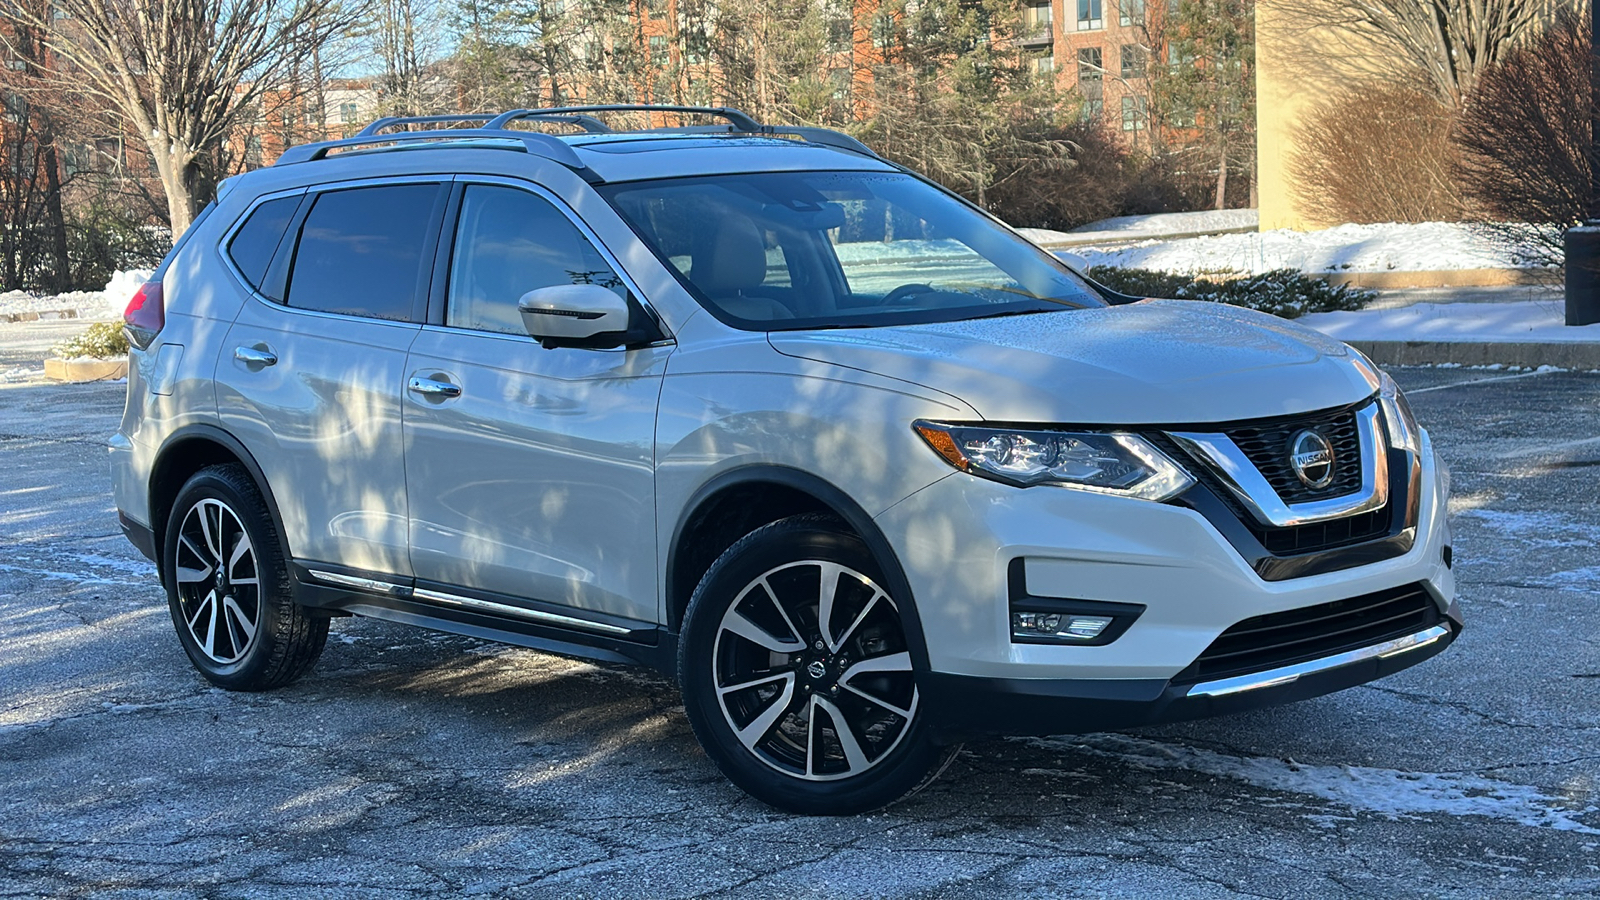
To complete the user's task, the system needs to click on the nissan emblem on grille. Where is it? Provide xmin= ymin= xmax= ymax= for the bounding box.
xmin=1289 ymin=430 xmax=1336 ymax=489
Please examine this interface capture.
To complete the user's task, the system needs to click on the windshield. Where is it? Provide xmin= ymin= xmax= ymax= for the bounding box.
xmin=599 ymin=171 xmax=1105 ymax=330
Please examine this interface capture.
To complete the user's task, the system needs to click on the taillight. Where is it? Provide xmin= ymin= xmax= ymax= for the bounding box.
xmin=123 ymin=280 xmax=164 ymax=350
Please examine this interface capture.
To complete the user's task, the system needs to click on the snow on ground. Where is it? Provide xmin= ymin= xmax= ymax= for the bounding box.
xmin=1299 ymin=300 xmax=1600 ymax=344
xmin=1029 ymin=733 xmax=1600 ymax=835
xmin=1030 ymin=221 xmax=1546 ymax=276
xmin=0 ymin=269 xmax=150 ymax=320
xmin=1020 ymin=209 xmax=1258 ymax=247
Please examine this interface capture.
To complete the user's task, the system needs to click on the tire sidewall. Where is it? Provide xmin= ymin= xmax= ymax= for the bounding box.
xmin=162 ymin=467 xmax=290 ymax=689
xmin=678 ymin=516 xmax=941 ymax=815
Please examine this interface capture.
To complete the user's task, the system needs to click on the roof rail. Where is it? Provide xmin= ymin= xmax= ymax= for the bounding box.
xmin=487 ymin=105 xmax=764 ymax=133
xmin=273 ymin=129 xmax=590 ymax=173
xmin=274 ymin=104 xmax=880 ymax=172
xmin=655 ymin=123 xmax=880 ymax=159
xmin=361 ymin=112 xmax=614 ymax=136
xmin=358 ymin=114 xmax=495 ymax=136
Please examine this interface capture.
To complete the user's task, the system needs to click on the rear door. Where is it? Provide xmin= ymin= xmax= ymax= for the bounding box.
xmin=401 ymin=178 xmax=671 ymax=625
xmin=217 ymin=179 xmax=447 ymax=578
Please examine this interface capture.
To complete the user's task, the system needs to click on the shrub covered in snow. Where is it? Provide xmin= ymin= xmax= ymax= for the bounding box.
xmin=1087 ymin=266 xmax=1375 ymax=319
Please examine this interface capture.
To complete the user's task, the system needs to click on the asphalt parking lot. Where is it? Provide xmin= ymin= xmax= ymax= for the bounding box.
xmin=2 ymin=318 xmax=1597 ymax=898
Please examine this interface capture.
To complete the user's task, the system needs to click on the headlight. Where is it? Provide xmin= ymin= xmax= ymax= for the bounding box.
xmin=1378 ymin=372 xmax=1419 ymax=453
xmin=912 ymin=421 xmax=1195 ymax=501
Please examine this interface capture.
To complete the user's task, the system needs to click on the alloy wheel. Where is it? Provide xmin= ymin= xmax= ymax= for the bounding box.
xmin=712 ymin=560 xmax=918 ymax=782
xmin=173 ymin=498 xmax=260 ymax=664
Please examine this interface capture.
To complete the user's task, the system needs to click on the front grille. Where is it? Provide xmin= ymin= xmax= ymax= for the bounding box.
xmin=1224 ymin=406 xmax=1364 ymax=503
xmin=1256 ymin=506 xmax=1390 ymax=554
xmin=1173 ymin=583 xmax=1439 ymax=684
xmin=1147 ymin=432 xmax=1392 ymax=558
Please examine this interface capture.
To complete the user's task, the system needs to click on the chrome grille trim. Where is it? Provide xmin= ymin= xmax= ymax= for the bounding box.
xmin=1168 ymin=404 xmax=1389 ymax=528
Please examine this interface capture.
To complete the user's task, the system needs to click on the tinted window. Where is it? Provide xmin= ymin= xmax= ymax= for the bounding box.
xmin=286 ymin=184 xmax=440 ymax=321
xmin=226 ymin=196 xmax=299 ymax=292
xmin=446 ymin=185 xmax=626 ymax=336
xmin=601 ymin=172 xmax=1102 ymax=330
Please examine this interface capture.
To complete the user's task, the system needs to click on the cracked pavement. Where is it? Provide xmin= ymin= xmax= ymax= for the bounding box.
xmin=1 ymin=318 xmax=1598 ymax=897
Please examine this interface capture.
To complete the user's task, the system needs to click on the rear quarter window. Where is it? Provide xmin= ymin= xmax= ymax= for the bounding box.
xmin=225 ymin=196 xmax=300 ymax=295
xmin=285 ymin=184 xmax=441 ymax=321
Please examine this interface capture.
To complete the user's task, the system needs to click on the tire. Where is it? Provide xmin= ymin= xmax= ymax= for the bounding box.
xmin=161 ymin=464 xmax=327 ymax=690
xmin=679 ymin=513 xmax=948 ymax=814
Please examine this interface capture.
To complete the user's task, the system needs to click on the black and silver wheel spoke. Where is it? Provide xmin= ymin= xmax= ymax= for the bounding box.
xmin=713 ymin=560 xmax=918 ymax=782
xmin=175 ymin=498 xmax=260 ymax=665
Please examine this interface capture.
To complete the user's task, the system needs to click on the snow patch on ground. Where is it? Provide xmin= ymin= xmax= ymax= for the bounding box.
xmin=1539 ymin=566 xmax=1600 ymax=594
xmin=1299 ymin=300 xmax=1600 ymax=344
xmin=1041 ymin=222 xmax=1545 ymax=275
xmin=1454 ymin=509 xmax=1600 ymax=548
xmin=1070 ymin=209 xmax=1260 ymax=236
xmin=0 ymin=269 xmax=151 ymax=320
xmin=1029 ymin=733 xmax=1600 ymax=834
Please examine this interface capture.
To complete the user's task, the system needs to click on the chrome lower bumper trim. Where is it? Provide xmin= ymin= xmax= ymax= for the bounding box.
xmin=1185 ymin=624 xmax=1451 ymax=698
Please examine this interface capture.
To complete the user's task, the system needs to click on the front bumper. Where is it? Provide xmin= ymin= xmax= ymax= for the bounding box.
xmin=873 ymin=430 xmax=1456 ymax=732
xmin=923 ymin=601 xmax=1461 ymax=738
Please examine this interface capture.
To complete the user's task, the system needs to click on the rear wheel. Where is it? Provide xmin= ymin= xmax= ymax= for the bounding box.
xmin=162 ymin=464 xmax=327 ymax=690
xmin=679 ymin=514 xmax=949 ymax=814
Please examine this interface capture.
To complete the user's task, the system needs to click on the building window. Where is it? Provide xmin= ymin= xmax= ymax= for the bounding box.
xmin=244 ymin=136 xmax=263 ymax=167
xmin=1121 ymin=95 xmax=1148 ymax=131
xmin=872 ymin=12 xmax=896 ymax=50
xmin=649 ymin=35 xmax=668 ymax=65
xmin=339 ymin=102 xmax=359 ymax=124
xmin=1077 ymin=0 xmax=1103 ymax=30
xmin=1120 ymin=0 xmax=1144 ymax=27
xmin=685 ymin=28 xmax=709 ymax=64
xmin=94 ymin=137 xmax=123 ymax=170
xmin=1032 ymin=49 xmax=1055 ymax=74
xmin=1120 ymin=44 xmax=1146 ymax=78
xmin=829 ymin=67 xmax=851 ymax=100
xmin=1169 ymin=102 xmax=1197 ymax=128
xmin=1081 ymin=98 xmax=1103 ymax=122
xmin=645 ymin=0 xmax=666 ymax=16
xmin=1077 ymin=47 xmax=1103 ymax=99
xmin=828 ymin=17 xmax=852 ymax=52
xmin=1025 ymin=0 xmax=1053 ymax=30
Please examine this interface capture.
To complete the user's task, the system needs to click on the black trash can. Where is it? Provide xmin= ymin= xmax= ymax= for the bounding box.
xmin=1566 ymin=225 xmax=1600 ymax=326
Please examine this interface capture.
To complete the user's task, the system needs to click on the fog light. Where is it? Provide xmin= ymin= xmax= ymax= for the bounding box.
xmin=1011 ymin=612 xmax=1114 ymax=641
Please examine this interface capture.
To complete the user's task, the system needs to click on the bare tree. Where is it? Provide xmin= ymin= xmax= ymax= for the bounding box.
xmin=1261 ymin=0 xmax=1561 ymax=106
xmin=1456 ymin=12 xmax=1593 ymax=265
xmin=1289 ymin=84 xmax=1465 ymax=225
xmin=6 ymin=0 xmax=355 ymax=235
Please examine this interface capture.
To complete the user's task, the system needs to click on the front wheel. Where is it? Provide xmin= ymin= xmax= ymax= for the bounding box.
xmin=679 ymin=514 xmax=949 ymax=814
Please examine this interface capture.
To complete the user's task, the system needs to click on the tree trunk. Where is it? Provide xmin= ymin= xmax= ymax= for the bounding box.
xmin=40 ymin=143 xmax=71 ymax=292
xmin=1214 ymin=142 xmax=1229 ymax=210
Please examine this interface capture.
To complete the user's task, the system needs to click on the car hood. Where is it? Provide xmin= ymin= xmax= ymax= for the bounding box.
xmin=767 ymin=300 xmax=1378 ymax=425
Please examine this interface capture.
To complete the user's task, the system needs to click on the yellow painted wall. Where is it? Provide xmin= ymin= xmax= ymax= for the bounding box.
xmin=1254 ymin=5 xmax=1388 ymax=230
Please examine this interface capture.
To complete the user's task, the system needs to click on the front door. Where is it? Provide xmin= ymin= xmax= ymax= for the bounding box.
xmin=402 ymin=181 xmax=670 ymax=624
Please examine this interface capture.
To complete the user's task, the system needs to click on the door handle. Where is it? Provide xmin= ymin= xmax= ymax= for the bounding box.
xmin=408 ymin=376 xmax=462 ymax=399
xmin=234 ymin=346 xmax=277 ymax=367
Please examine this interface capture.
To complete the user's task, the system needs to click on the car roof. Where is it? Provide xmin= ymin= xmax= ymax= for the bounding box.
xmin=256 ymin=107 xmax=901 ymax=189
xmin=559 ymin=133 xmax=896 ymax=182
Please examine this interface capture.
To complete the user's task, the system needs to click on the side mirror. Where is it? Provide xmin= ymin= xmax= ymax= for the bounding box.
xmin=518 ymin=284 xmax=631 ymax=349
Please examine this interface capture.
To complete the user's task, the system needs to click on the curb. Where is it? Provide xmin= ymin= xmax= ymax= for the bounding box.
xmin=1347 ymin=339 xmax=1600 ymax=369
xmin=43 ymin=357 xmax=128 ymax=383
xmin=1031 ymin=224 xmax=1260 ymax=248
xmin=1 ymin=309 xmax=82 ymax=324
xmin=1315 ymin=268 xmax=1552 ymax=290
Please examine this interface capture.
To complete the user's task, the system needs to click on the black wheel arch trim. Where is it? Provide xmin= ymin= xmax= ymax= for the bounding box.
xmin=149 ymin=423 xmax=294 ymax=573
xmin=667 ymin=464 xmax=934 ymax=677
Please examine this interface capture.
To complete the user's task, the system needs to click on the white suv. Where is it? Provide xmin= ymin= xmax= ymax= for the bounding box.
xmin=111 ymin=106 xmax=1459 ymax=814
